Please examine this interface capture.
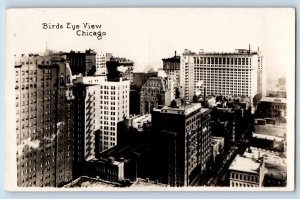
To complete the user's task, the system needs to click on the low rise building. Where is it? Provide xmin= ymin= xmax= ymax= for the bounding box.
xmin=229 ymin=147 xmax=287 ymax=187
xmin=229 ymin=155 xmax=265 ymax=187
xmin=257 ymin=97 xmax=287 ymax=119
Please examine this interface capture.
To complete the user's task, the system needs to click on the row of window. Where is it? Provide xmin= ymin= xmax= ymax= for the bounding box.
xmin=16 ymin=70 xmax=37 ymax=76
xmin=231 ymin=181 xmax=258 ymax=187
xmin=231 ymin=172 xmax=259 ymax=182
xmin=193 ymin=57 xmax=252 ymax=65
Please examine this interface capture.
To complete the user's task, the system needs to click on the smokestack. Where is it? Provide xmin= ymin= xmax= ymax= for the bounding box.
xmin=248 ymin=44 xmax=251 ymax=53
xmin=175 ymin=51 xmax=177 ymax=57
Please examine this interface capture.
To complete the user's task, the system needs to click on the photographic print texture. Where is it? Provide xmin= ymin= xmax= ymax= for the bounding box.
xmin=4 ymin=8 xmax=295 ymax=191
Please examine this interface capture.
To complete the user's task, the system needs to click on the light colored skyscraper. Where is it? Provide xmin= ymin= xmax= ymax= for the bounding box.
xmin=73 ymin=75 xmax=130 ymax=154
xmin=180 ymin=48 xmax=266 ymax=106
xmin=98 ymin=78 xmax=130 ymax=152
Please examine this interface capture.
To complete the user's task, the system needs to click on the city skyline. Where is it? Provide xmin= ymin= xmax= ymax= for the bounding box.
xmin=5 ymin=8 xmax=294 ymax=191
xmin=8 ymin=8 xmax=294 ymax=80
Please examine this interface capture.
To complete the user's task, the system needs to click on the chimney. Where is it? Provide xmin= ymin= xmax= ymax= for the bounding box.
xmin=175 ymin=51 xmax=177 ymax=57
xmin=248 ymin=44 xmax=251 ymax=53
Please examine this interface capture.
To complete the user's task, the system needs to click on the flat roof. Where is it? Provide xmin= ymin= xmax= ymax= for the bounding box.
xmin=64 ymin=176 xmax=120 ymax=188
xmin=132 ymin=178 xmax=168 ymax=187
xmin=260 ymin=97 xmax=286 ymax=103
xmin=159 ymin=103 xmax=202 ymax=116
xmin=252 ymin=133 xmax=284 ymax=142
xmin=244 ymin=148 xmax=286 ymax=165
xmin=254 ymin=125 xmax=286 ymax=138
xmin=229 ymin=155 xmax=261 ymax=174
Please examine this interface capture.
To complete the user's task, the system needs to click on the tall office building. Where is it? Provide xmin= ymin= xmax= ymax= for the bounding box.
xmin=98 ymin=78 xmax=130 ymax=152
xmin=151 ymin=101 xmax=212 ymax=186
xmin=72 ymin=76 xmax=105 ymax=177
xmin=180 ymin=47 xmax=266 ymax=104
xmin=15 ymin=53 xmax=74 ymax=187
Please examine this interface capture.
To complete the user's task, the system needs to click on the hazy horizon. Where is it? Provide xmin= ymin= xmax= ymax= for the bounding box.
xmin=8 ymin=8 xmax=295 ymax=82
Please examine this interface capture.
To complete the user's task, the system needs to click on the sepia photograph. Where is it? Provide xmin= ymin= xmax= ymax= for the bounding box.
xmin=4 ymin=8 xmax=295 ymax=191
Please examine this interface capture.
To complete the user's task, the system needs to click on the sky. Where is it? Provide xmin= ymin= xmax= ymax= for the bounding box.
xmin=7 ymin=8 xmax=295 ymax=81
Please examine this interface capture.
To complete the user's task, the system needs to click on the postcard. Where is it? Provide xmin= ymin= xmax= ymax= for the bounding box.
xmin=4 ymin=8 xmax=295 ymax=191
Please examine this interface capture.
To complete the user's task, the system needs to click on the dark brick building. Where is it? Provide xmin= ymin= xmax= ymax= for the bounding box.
xmin=65 ymin=49 xmax=96 ymax=76
xmin=151 ymin=102 xmax=212 ymax=186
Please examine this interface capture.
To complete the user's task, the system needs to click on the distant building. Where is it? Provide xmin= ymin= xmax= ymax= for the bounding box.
xmin=251 ymin=133 xmax=285 ymax=152
xmin=130 ymin=72 xmax=158 ymax=115
xmin=65 ymin=49 xmax=97 ymax=76
xmin=151 ymin=102 xmax=212 ymax=186
xmin=267 ymin=90 xmax=287 ymax=98
xmin=140 ymin=77 xmax=172 ymax=115
xmin=252 ymin=119 xmax=286 ymax=152
xmin=106 ymin=56 xmax=134 ymax=81
xmin=15 ymin=53 xmax=74 ymax=187
xmin=132 ymin=72 xmax=158 ymax=90
xmin=211 ymin=96 xmax=253 ymax=151
xmin=162 ymin=51 xmax=180 ymax=86
xmin=179 ymin=48 xmax=266 ymax=106
xmin=257 ymin=97 xmax=287 ymax=119
xmin=95 ymin=52 xmax=108 ymax=75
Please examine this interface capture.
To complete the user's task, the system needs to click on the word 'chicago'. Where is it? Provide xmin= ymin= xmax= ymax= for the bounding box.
xmin=42 ymin=22 xmax=102 ymax=30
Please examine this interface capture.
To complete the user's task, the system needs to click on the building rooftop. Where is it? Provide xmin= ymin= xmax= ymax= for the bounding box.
xmin=230 ymin=147 xmax=287 ymax=182
xmin=131 ymin=178 xmax=168 ymax=187
xmin=158 ymin=102 xmax=202 ymax=116
xmin=108 ymin=57 xmax=134 ymax=65
xmin=141 ymin=76 xmax=168 ymax=91
xmin=254 ymin=125 xmax=286 ymax=138
xmin=162 ymin=56 xmax=180 ymax=62
xmin=229 ymin=155 xmax=261 ymax=174
xmin=73 ymin=75 xmax=107 ymax=85
xmin=64 ymin=176 xmax=121 ymax=188
xmin=182 ymin=48 xmax=260 ymax=56
xmin=131 ymin=114 xmax=151 ymax=131
xmin=252 ymin=133 xmax=284 ymax=142
xmin=243 ymin=147 xmax=286 ymax=165
xmin=265 ymin=164 xmax=287 ymax=180
xmin=260 ymin=97 xmax=286 ymax=104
